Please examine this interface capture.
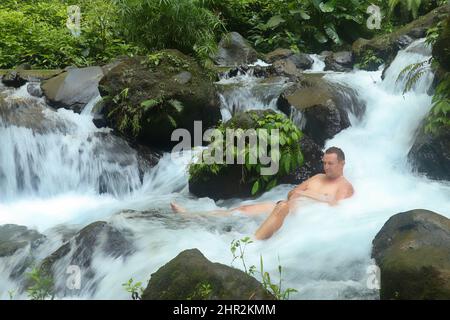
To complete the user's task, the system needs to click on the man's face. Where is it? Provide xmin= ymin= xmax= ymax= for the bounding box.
xmin=322 ymin=153 xmax=344 ymax=179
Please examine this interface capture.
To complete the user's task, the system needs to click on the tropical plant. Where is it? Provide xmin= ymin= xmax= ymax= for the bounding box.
xmin=425 ymin=74 xmax=450 ymax=134
xmin=26 ymin=266 xmax=54 ymax=300
xmin=230 ymin=237 xmax=297 ymax=300
xmin=189 ymin=111 xmax=304 ymax=196
xmin=112 ymin=0 xmax=225 ymax=61
xmin=122 ymin=278 xmax=145 ymax=300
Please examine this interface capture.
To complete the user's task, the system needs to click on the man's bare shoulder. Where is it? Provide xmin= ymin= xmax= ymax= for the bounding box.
xmin=341 ymin=178 xmax=354 ymax=194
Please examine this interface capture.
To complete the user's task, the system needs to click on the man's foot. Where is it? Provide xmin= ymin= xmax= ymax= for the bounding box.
xmin=170 ymin=202 xmax=187 ymax=213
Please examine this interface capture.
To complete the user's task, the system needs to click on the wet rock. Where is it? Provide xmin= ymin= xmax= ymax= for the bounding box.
xmin=41 ymin=66 xmax=104 ymax=113
xmin=0 ymin=224 xmax=45 ymax=257
xmin=1 ymin=71 xmax=27 ymax=88
xmin=27 ymin=82 xmax=43 ymax=98
xmin=99 ymin=50 xmax=221 ymax=150
xmin=214 ymin=32 xmax=258 ymax=67
xmin=142 ymin=249 xmax=274 ymax=300
xmin=280 ymin=134 xmax=324 ymax=184
xmin=277 ymin=74 xmax=366 ymax=146
xmin=372 ymin=209 xmax=450 ymax=299
xmin=324 ymin=51 xmax=354 ymax=72
xmin=39 ymin=221 xmax=134 ymax=295
xmin=407 ymin=126 xmax=450 ymax=181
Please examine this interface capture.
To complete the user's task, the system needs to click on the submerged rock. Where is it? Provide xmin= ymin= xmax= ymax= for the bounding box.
xmin=372 ymin=209 xmax=450 ymax=299
xmin=142 ymin=249 xmax=274 ymax=300
xmin=214 ymin=32 xmax=258 ymax=67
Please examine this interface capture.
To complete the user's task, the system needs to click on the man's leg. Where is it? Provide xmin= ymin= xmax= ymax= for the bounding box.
xmin=254 ymin=200 xmax=293 ymax=240
xmin=171 ymin=202 xmax=276 ymax=217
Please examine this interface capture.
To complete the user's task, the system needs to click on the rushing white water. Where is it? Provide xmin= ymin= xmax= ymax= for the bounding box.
xmin=1 ymin=39 xmax=449 ymax=300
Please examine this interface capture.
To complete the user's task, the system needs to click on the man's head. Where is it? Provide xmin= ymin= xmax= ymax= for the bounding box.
xmin=322 ymin=147 xmax=345 ymax=179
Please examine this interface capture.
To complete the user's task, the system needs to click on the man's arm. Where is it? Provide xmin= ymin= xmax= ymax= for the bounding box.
xmin=287 ymin=175 xmax=319 ymax=200
xmin=328 ymin=184 xmax=354 ymax=206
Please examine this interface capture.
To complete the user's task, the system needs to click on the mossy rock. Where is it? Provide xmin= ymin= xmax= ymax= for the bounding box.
xmin=99 ymin=50 xmax=221 ymax=149
xmin=372 ymin=209 xmax=450 ymax=299
xmin=142 ymin=249 xmax=274 ymax=300
xmin=432 ymin=15 xmax=450 ymax=72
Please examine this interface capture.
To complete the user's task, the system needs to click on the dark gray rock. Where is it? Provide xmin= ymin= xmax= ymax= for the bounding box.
xmin=142 ymin=249 xmax=274 ymax=300
xmin=372 ymin=209 xmax=450 ymax=299
xmin=324 ymin=51 xmax=354 ymax=72
xmin=0 ymin=224 xmax=45 ymax=257
xmin=214 ymin=32 xmax=258 ymax=67
xmin=408 ymin=126 xmax=450 ymax=181
xmin=1 ymin=71 xmax=27 ymax=88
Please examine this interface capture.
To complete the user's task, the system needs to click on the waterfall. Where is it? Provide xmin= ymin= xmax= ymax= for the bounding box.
xmin=1 ymin=39 xmax=449 ymax=299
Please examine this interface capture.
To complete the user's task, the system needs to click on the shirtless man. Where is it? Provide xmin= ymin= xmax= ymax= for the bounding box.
xmin=171 ymin=147 xmax=354 ymax=240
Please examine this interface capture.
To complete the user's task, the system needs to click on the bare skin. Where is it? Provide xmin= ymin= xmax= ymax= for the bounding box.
xmin=171 ymin=152 xmax=354 ymax=240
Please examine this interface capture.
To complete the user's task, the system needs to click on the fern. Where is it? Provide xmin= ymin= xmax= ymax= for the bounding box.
xmin=396 ymin=59 xmax=431 ymax=95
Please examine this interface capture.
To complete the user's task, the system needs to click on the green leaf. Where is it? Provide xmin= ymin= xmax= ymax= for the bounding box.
xmin=168 ymin=99 xmax=184 ymax=113
xmin=266 ymin=178 xmax=277 ymax=190
xmin=140 ymin=99 xmax=159 ymax=111
xmin=265 ymin=15 xmax=285 ymax=30
xmin=324 ymin=24 xmax=341 ymax=45
xmin=251 ymin=180 xmax=260 ymax=195
xmin=319 ymin=1 xmax=335 ymax=13
xmin=314 ymin=31 xmax=328 ymax=43
xmin=167 ymin=115 xmax=177 ymax=128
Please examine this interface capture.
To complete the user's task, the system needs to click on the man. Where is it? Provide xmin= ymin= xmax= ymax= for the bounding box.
xmin=171 ymin=147 xmax=354 ymax=240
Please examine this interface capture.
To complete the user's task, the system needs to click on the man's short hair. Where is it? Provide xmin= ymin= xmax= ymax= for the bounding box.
xmin=325 ymin=147 xmax=345 ymax=161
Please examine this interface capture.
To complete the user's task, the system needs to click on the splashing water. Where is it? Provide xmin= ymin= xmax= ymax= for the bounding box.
xmin=1 ymin=39 xmax=449 ymax=300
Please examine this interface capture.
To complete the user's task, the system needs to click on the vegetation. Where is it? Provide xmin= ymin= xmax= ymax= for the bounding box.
xmin=122 ymin=278 xmax=145 ymax=300
xmin=1 ymin=0 xmax=446 ymax=69
xmin=26 ymin=266 xmax=55 ymax=300
xmin=397 ymin=18 xmax=449 ymax=134
xmin=189 ymin=111 xmax=304 ymax=196
xmin=230 ymin=237 xmax=298 ymax=300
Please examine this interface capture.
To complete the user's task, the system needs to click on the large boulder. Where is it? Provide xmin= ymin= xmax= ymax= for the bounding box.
xmin=352 ymin=4 xmax=450 ymax=71
xmin=214 ymin=32 xmax=258 ymax=67
xmin=407 ymin=125 xmax=450 ymax=181
xmin=41 ymin=66 xmax=104 ymax=113
xmin=277 ymin=74 xmax=365 ymax=146
xmin=142 ymin=249 xmax=274 ymax=300
xmin=188 ymin=110 xmax=305 ymax=200
xmin=0 ymin=224 xmax=44 ymax=258
xmin=372 ymin=209 xmax=450 ymax=299
xmin=99 ymin=50 xmax=221 ymax=150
